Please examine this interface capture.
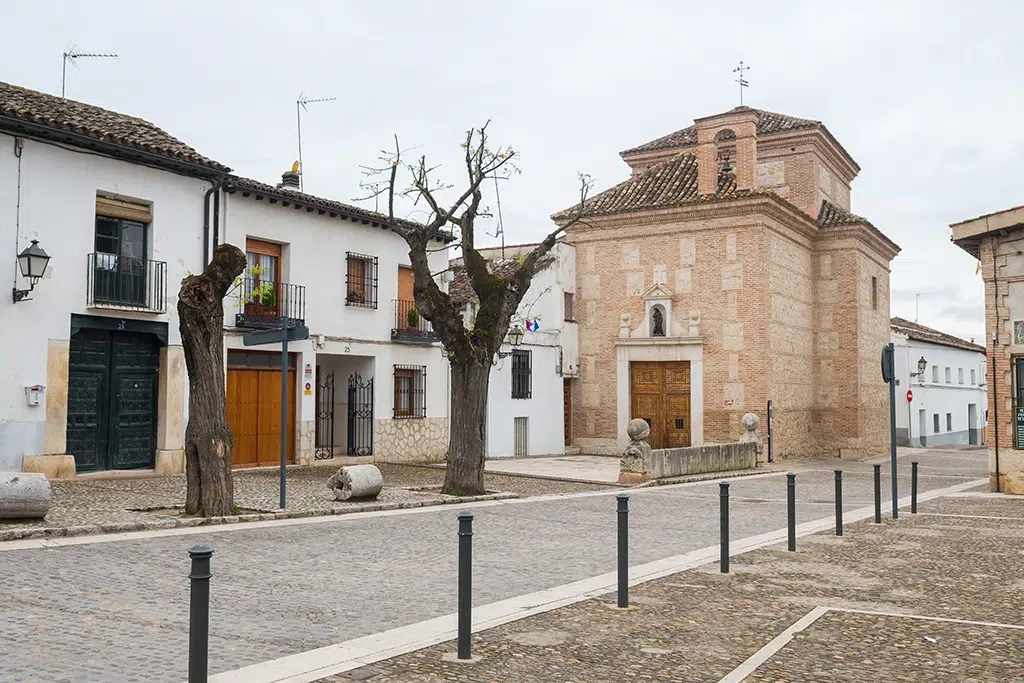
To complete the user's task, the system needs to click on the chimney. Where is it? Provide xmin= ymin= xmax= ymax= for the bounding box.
xmin=277 ymin=169 xmax=300 ymax=191
xmin=694 ymin=107 xmax=759 ymax=195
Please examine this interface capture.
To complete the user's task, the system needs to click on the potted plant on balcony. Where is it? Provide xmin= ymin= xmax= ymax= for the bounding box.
xmin=406 ymin=308 xmax=420 ymax=330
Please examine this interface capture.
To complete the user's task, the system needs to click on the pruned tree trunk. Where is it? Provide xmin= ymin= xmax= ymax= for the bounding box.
xmin=178 ymin=243 xmax=247 ymax=516
xmin=444 ymin=361 xmax=491 ymax=495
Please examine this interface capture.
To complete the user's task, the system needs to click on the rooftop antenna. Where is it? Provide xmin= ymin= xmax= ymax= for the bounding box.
xmin=296 ymin=92 xmax=336 ymax=192
xmin=733 ymin=61 xmax=750 ymax=106
xmin=493 ymin=175 xmax=507 ymax=260
xmin=62 ymin=45 xmax=119 ymax=98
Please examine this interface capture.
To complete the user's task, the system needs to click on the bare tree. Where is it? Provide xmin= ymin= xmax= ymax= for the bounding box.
xmin=178 ymin=243 xmax=248 ymax=516
xmin=362 ymin=123 xmax=591 ymax=495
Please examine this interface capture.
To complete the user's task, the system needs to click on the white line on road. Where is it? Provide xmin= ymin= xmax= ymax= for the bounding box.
xmin=206 ymin=476 xmax=987 ymax=683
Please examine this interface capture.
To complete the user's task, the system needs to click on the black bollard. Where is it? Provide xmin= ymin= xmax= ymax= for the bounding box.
xmin=720 ymin=481 xmax=730 ymax=573
xmin=911 ymin=461 xmax=919 ymax=514
xmin=873 ymin=463 xmax=882 ymax=523
xmin=457 ymin=511 xmax=473 ymax=660
xmin=617 ymin=493 xmax=629 ymax=608
xmin=188 ymin=544 xmax=214 ymax=683
xmin=787 ymin=473 xmax=796 ymax=552
xmin=834 ymin=469 xmax=843 ymax=537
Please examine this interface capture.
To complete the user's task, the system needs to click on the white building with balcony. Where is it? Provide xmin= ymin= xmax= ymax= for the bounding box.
xmin=0 ymin=80 xmax=229 ymax=476
xmin=891 ymin=317 xmax=987 ymax=448
xmin=451 ymin=242 xmax=578 ymax=458
xmin=219 ymin=171 xmax=452 ymax=466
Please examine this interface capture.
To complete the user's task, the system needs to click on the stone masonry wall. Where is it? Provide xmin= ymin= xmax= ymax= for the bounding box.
xmin=374 ymin=417 xmax=448 ymax=463
xmin=571 ymin=214 xmax=770 ymax=453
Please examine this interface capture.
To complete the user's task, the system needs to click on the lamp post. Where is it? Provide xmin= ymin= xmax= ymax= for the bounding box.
xmin=13 ymin=240 xmax=51 ymax=303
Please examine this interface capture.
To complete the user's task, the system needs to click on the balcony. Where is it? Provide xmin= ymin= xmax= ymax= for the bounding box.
xmin=87 ymin=253 xmax=167 ymax=313
xmin=235 ymin=278 xmax=306 ymax=329
xmin=391 ymin=299 xmax=437 ymax=343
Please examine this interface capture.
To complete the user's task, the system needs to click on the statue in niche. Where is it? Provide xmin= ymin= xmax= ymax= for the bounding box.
xmin=652 ymin=307 xmax=665 ymax=337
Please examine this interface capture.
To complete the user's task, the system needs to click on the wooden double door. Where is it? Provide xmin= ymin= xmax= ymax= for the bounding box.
xmin=66 ymin=328 xmax=161 ymax=472
xmin=630 ymin=361 xmax=691 ymax=450
xmin=226 ymin=351 xmax=296 ymax=468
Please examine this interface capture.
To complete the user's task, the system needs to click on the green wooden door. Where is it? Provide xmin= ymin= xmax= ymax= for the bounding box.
xmin=67 ymin=328 xmax=160 ymax=472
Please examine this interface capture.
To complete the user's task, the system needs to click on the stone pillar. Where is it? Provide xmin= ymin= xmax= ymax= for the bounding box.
xmin=24 ymin=340 xmax=76 ymax=480
xmin=739 ymin=412 xmax=765 ymax=465
xmin=155 ymin=345 xmax=186 ymax=475
xmin=618 ymin=418 xmax=652 ymax=484
xmin=696 ymin=141 xmax=717 ymax=196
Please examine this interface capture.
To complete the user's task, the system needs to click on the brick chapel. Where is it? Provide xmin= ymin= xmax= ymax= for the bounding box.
xmin=554 ymin=106 xmax=901 ymax=460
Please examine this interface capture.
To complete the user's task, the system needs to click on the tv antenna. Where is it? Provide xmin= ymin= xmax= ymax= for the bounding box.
xmin=733 ymin=61 xmax=750 ymax=106
xmin=296 ymin=92 xmax=336 ymax=192
xmin=62 ymin=46 xmax=119 ymax=98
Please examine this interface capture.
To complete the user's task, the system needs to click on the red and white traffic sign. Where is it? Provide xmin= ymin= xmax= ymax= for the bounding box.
xmin=907 ymin=390 xmax=913 ymax=402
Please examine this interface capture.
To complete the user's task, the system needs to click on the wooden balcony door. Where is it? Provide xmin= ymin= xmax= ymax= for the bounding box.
xmin=629 ymin=361 xmax=691 ymax=450
xmin=398 ymin=266 xmax=415 ymax=328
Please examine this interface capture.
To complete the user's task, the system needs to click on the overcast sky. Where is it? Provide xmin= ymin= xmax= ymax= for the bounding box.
xmin=3 ymin=1 xmax=1020 ymax=343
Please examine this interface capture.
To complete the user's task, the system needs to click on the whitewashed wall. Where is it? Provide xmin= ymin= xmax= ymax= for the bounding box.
xmin=0 ymin=133 xmax=208 ymax=471
xmin=892 ymin=333 xmax=987 ymax=447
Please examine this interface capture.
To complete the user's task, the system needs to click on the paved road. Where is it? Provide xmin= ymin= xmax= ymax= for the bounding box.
xmin=0 ymin=448 xmax=986 ymax=682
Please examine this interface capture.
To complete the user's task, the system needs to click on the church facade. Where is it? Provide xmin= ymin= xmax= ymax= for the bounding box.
xmin=555 ymin=106 xmax=900 ymax=460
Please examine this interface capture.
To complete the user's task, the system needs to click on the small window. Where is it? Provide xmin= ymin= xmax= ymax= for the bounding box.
xmin=871 ymin=276 xmax=878 ymax=310
xmin=564 ymin=292 xmax=575 ymax=322
xmin=971 ymin=369 xmax=976 ymax=385
xmin=946 ymin=413 xmax=953 ymax=432
xmin=958 ymin=368 xmax=964 ymax=384
xmin=511 ymin=350 xmax=532 ymax=399
xmin=346 ymin=252 xmax=378 ymax=308
xmin=931 ymin=365 xmax=939 ymax=383
xmin=945 ymin=367 xmax=951 ymax=384
xmin=393 ymin=365 xmax=426 ymax=418
xmin=933 ymin=414 xmax=940 ymax=434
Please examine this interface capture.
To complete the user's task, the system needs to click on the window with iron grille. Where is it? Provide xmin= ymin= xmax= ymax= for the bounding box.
xmin=393 ymin=364 xmax=426 ymax=418
xmin=511 ymin=350 xmax=532 ymax=399
xmin=346 ymin=252 xmax=378 ymax=308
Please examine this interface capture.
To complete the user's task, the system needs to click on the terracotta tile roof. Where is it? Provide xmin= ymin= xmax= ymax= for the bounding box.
xmin=621 ymin=107 xmax=821 ymax=155
xmin=0 ymin=80 xmax=229 ymax=172
xmin=891 ymin=317 xmax=986 ymax=354
xmin=449 ymin=257 xmax=555 ymax=307
xmin=552 ymin=153 xmax=741 ymax=219
xmin=227 ymin=176 xmax=455 ymax=241
xmin=817 ymin=200 xmax=871 ymax=228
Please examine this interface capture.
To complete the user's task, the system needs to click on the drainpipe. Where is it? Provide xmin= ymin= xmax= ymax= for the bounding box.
xmin=202 ymin=178 xmax=224 ymax=268
xmin=213 ymin=185 xmax=221 ymax=250
xmin=991 ymin=236 xmax=1001 ymax=492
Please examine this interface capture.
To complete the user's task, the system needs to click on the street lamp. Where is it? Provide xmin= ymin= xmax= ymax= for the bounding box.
xmin=497 ymin=324 xmax=525 ymax=360
xmin=13 ymin=240 xmax=51 ymax=303
xmin=909 ymin=356 xmax=928 ymax=378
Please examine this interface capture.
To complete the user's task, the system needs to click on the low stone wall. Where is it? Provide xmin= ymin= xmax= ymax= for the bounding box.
xmin=647 ymin=442 xmax=758 ymax=479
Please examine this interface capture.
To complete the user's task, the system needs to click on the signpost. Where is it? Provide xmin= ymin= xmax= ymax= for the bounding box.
xmin=907 ymin=389 xmax=913 ymax=403
xmin=880 ymin=343 xmax=899 ymax=520
xmin=244 ymin=322 xmax=309 ymax=510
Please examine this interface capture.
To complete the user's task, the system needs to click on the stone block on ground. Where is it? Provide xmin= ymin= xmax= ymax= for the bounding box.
xmin=327 ymin=465 xmax=384 ymax=501
xmin=0 ymin=472 xmax=51 ymax=519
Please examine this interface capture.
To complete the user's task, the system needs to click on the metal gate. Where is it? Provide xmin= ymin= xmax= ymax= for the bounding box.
xmin=315 ymin=371 xmax=335 ymax=460
xmin=347 ymin=374 xmax=374 ymax=456
xmin=514 ymin=416 xmax=529 ymax=457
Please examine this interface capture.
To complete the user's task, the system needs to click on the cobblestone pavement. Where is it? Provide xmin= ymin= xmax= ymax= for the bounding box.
xmin=0 ymin=448 xmax=986 ymax=681
xmin=0 ymin=464 xmax=613 ymax=539
xmin=323 ymin=455 xmax=1017 ymax=682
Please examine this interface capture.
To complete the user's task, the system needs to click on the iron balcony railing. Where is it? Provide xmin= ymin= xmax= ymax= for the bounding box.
xmin=87 ymin=253 xmax=167 ymax=312
xmin=235 ymin=278 xmax=306 ymax=329
xmin=391 ymin=299 xmax=437 ymax=342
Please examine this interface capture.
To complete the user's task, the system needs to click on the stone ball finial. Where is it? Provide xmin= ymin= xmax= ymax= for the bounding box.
xmin=627 ymin=418 xmax=651 ymax=442
xmin=742 ymin=413 xmax=759 ymax=432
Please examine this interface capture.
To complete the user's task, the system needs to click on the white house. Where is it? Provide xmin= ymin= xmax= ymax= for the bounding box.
xmin=218 ymin=171 xmax=452 ymax=466
xmin=451 ymin=242 xmax=578 ymax=458
xmin=891 ymin=317 xmax=987 ymax=447
xmin=0 ymin=80 xmax=229 ymax=476
xmin=1 ymin=79 xmax=451 ymax=478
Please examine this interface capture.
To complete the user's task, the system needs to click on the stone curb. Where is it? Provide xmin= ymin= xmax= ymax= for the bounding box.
xmin=416 ymin=462 xmax=627 ymax=487
xmin=0 ymin=491 xmax=519 ymax=543
xmin=633 ymin=468 xmax=766 ymax=488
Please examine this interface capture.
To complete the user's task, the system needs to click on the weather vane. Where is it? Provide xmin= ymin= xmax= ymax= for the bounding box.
xmin=733 ymin=61 xmax=750 ymax=106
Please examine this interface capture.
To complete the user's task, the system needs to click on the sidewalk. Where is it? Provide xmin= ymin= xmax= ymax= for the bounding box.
xmin=0 ymin=464 xmax=614 ymax=541
xmin=327 ymin=486 xmax=1023 ymax=682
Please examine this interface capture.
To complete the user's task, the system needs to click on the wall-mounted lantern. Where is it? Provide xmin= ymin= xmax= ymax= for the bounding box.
xmin=909 ymin=356 xmax=928 ymax=378
xmin=13 ymin=240 xmax=51 ymax=303
xmin=497 ymin=324 xmax=525 ymax=360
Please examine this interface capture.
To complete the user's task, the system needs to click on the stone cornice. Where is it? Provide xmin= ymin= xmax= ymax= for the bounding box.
xmin=615 ymin=336 xmax=704 ymax=347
